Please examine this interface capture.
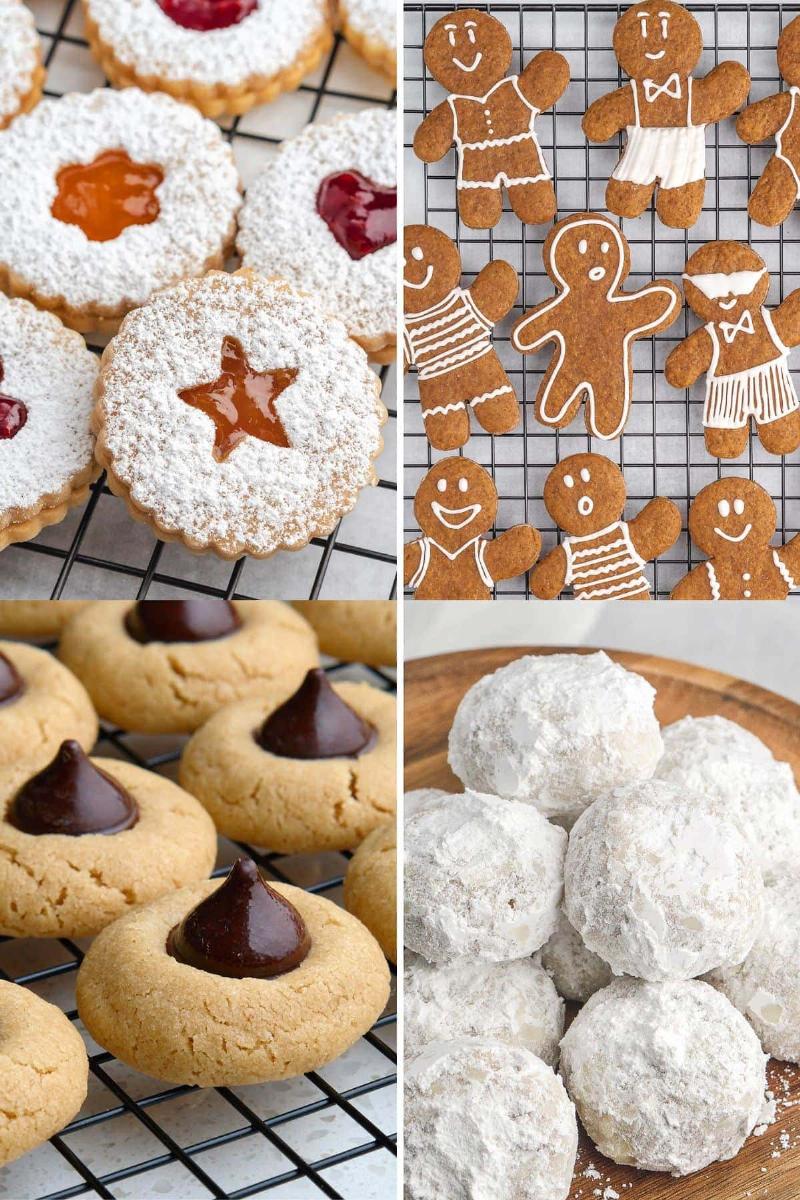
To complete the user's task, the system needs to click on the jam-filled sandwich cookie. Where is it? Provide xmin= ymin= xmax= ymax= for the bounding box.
xmin=82 ymin=0 xmax=333 ymax=119
xmin=0 ymin=294 xmax=99 ymax=551
xmin=0 ymin=982 xmax=87 ymax=1167
xmin=59 ymin=600 xmax=319 ymax=734
xmin=0 ymin=87 xmax=240 ymax=335
xmin=0 ymin=640 xmax=97 ymax=770
xmin=0 ymin=0 xmax=44 ymax=131
xmin=0 ymin=601 xmax=88 ymax=638
xmin=339 ymin=0 xmax=396 ymax=79
xmin=344 ymin=821 xmax=396 ymax=962
xmin=93 ymin=270 xmax=385 ymax=558
xmin=0 ymin=740 xmax=216 ymax=938
xmin=238 ymin=109 xmax=396 ymax=364
xmin=77 ymin=857 xmax=390 ymax=1086
xmin=179 ymin=668 xmax=395 ymax=852
xmin=292 ymin=600 xmax=396 ymax=667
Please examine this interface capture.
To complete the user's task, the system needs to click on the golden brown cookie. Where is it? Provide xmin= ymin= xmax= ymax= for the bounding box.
xmin=344 ymin=821 xmax=396 ymax=962
xmin=0 ymin=640 xmax=97 ymax=770
xmin=58 ymin=600 xmax=319 ymax=734
xmin=292 ymin=600 xmax=396 ymax=667
xmin=0 ymin=601 xmax=89 ymax=638
xmin=0 ymin=981 xmax=87 ymax=1167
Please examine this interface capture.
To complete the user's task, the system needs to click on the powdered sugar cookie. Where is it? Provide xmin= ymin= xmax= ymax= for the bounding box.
xmin=0 ymin=293 xmax=99 ymax=551
xmin=93 ymin=270 xmax=386 ymax=559
xmin=0 ymin=88 xmax=240 ymax=334
xmin=238 ymin=110 xmax=396 ymax=364
xmin=540 ymin=908 xmax=613 ymax=1004
xmin=0 ymin=1 xmax=44 ymax=130
xmin=82 ymin=0 xmax=333 ymax=119
xmin=340 ymin=0 xmax=396 ymax=79
xmin=738 ymin=17 xmax=800 ymax=227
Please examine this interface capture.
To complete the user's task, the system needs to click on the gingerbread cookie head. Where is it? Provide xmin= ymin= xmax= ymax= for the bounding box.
xmin=403 ymin=225 xmax=461 ymax=315
xmin=414 ymin=458 xmax=497 ymax=552
xmin=543 ymin=454 xmax=627 ymax=537
xmin=613 ymin=0 xmax=702 ymax=83
xmin=682 ymin=242 xmax=770 ymax=326
xmin=423 ymin=9 xmax=512 ymax=98
xmin=777 ymin=15 xmax=800 ymax=89
xmin=543 ymin=213 xmax=629 ymax=296
xmin=688 ymin=478 xmax=777 ymax=557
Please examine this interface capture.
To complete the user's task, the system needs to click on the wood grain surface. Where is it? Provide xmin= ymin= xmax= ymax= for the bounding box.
xmin=405 ymin=646 xmax=800 ymax=1200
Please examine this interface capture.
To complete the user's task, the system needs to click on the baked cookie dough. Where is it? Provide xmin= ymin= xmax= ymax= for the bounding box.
xmin=0 ymin=981 xmax=88 ymax=1167
xmin=293 ymin=600 xmax=396 ymax=667
xmin=58 ymin=599 xmax=318 ymax=734
xmin=0 ymin=639 xmax=97 ymax=770
xmin=344 ymin=821 xmax=396 ymax=961
xmin=540 ymin=908 xmax=613 ymax=1004
xmin=179 ymin=669 xmax=395 ymax=852
xmin=0 ymin=601 xmax=88 ymax=638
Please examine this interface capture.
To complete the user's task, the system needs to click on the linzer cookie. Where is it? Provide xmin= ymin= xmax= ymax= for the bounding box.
xmin=0 ymin=87 xmax=240 ymax=334
xmin=92 ymin=270 xmax=386 ymax=558
xmin=238 ymin=109 xmax=396 ymax=364
xmin=0 ymin=0 xmax=44 ymax=130
xmin=665 ymin=242 xmax=800 ymax=458
xmin=531 ymin=454 xmax=681 ymax=600
xmin=414 ymin=9 xmax=569 ymax=228
xmin=583 ymin=0 xmax=750 ymax=228
xmin=738 ymin=17 xmax=800 ymax=226
xmin=672 ymin=478 xmax=800 ymax=599
xmin=0 ymin=293 xmax=99 ymax=551
xmin=404 ymin=226 xmax=520 ymax=450
xmin=511 ymin=213 xmax=680 ymax=439
xmin=405 ymin=458 xmax=541 ymax=600
xmin=82 ymin=0 xmax=333 ymax=118
xmin=340 ymin=0 xmax=396 ymax=79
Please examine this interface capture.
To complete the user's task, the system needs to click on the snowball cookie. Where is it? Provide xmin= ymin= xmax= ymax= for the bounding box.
xmin=655 ymin=715 xmax=800 ymax=883
xmin=404 ymin=787 xmax=449 ymax=818
xmin=560 ymin=977 xmax=767 ymax=1175
xmin=344 ymin=821 xmax=396 ymax=962
xmin=565 ymin=780 xmax=764 ymax=981
xmin=448 ymin=652 xmax=662 ymax=826
xmin=405 ymin=954 xmax=564 ymax=1066
xmin=540 ymin=908 xmax=613 ymax=1004
xmin=406 ymin=1038 xmax=577 ymax=1200
xmin=293 ymin=600 xmax=396 ymax=667
xmin=706 ymin=870 xmax=800 ymax=1063
xmin=405 ymin=790 xmax=566 ymax=964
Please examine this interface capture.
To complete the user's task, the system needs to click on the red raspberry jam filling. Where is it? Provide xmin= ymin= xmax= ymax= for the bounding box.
xmin=316 ymin=171 xmax=397 ymax=261
xmin=156 ymin=0 xmax=258 ymax=31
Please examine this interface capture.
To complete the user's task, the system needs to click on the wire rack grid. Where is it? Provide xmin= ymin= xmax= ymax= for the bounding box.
xmin=404 ymin=1 xmax=800 ymax=598
xmin=0 ymin=650 xmax=397 ymax=1200
xmin=1 ymin=0 xmax=397 ymax=603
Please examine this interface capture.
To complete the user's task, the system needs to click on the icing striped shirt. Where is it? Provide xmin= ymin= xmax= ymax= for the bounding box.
xmin=563 ymin=521 xmax=650 ymax=600
xmin=403 ymin=288 xmax=493 ymax=381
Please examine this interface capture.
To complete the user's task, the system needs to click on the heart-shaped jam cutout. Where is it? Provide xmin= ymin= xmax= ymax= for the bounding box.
xmin=0 ymin=357 xmax=26 ymax=441
xmin=316 ymin=171 xmax=397 ymax=261
xmin=156 ymin=0 xmax=258 ymax=30
xmin=52 ymin=150 xmax=164 ymax=243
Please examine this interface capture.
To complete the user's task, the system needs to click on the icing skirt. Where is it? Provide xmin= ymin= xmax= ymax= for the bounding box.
xmin=704 ymin=356 xmax=800 ymax=429
xmin=613 ymin=124 xmax=706 ymax=189
xmin=459 ymin=134 xmax=549 ymax=189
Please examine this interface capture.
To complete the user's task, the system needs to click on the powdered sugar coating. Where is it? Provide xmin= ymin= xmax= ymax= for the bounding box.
xmin=560 ymin=978 xmax=767 ymax=1175
xmin=0 ymin=293 xmax=97 ymax=528
xmin=0 ymin=88 xmax=240 ymax=315
xmin=0 ymin=1 xmax=39 ymax=125
xmin=540 ymin=907 xmax=613 ymax=1004
xmin=406 ymin=1039 xmax=577 ymax=1200
xmin=84 ymin=0 xmax=329 ymax=87
xmin=341 ymin=0 xmax=396 ymax=55
xmin=405 ymin=953 xmax=564 ymax=1066
xmin=237 ymin=109 xmax=396 ymax=348
xmin=448 ymin=652 xmax=663 ymax=826
xmin=96 ymin=271 xmax=384 ymax=557
xmin=404 ymin=788 xmax=449 ymax=818
xmin=565 ymin=779 xmax=764 ymax=981
xmin=404 ymin=789 xmax=566 ymax=963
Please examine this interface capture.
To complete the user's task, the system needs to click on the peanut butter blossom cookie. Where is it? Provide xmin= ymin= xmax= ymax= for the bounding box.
xmin=82 ymin=0 xmax=333 ymax=118
xmin=93 ymin=271 xmax=385 ymax=557
xmin=344 ymin=821 xmax=396 ymax=962
xmin=0 ymin=600 xmax=88 ymax=638
xmin=77 ymin=857 xmax=390 ymax=1086
xmin=0 ymin=0 xmax=44 ymax=131
xmin=0 ymin=88 xmax=240 ymax=333
xmin=0 ymin=640 xmax=98 ymax=770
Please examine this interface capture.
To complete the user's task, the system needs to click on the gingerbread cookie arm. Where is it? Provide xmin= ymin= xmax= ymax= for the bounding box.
xmin=771 ymin=289 xmax=800 ymax=348
xmin=517 ymin=50 xmax=570 ymax=112
xmin=736 ymin=92 xmax=791 ymax=144
xmin=629 ymin=498 xmax=682 ymax=561
xmin=692 ymin=62 xmax=751 ymax=124
xmin=530 ymin=544 xmax=568 ymax=599
xmin=664 ymin=326 xmax=714 ymax=389
xmin=470 ymin=260 xmax=519 ymax=323
xmin=483 ymin=525 xmax=542 ymax=583
xmin=511 ymin=296 xmax=564 ymax=352
xmin=777 ymin=533 xmax=800 ymax=585
xmin=620 ymin=282 xmax=682 ymax=337
xmin=670 ymin=564 xmax=714 ymax=600
xmin=413 ymin=101 xmax=455 ymax=163
xmin=404 ymin=540 xmax=424 ymax=587
xmin=582 ymin=85 xmax=635 ymax=143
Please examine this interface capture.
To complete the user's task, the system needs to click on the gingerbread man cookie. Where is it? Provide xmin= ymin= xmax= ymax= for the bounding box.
xmin=672 ymin=478 xmax=800 ymax=600
xmin=413 ymin=10 xmax=569 ymax=228
xmin=511 ymin=213 xmax=680 ymax=439
xmin=665 ymin=242 xmax=800 ymax=458
xmin=405 ymin=458 xmax=540 ymax=600
xmin=738 ymin=17 xmax=800 ymax=226
xmin=583 ymin=0 xmax=750 ymax=228
xmin=404 ymin=225 xmax=520 ymax=450
xmin=531 ymin=454 xmax=681 ymax=600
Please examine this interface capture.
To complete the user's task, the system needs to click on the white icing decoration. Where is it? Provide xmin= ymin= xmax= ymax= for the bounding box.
xmin=642 ymin=72 xmax=681 ymax=102
xmin=713 ymin=523 xmax=752 ymax=543
xmin=719 ymin=310 xmax=755 ymax=342
xmin=436 ymin=478 xmax=446 ymax=493
xmin=403 ymin=288 xmax=493 ymax=381
xmin=457 ymin=477 xmax=468 ymax=493
xmin=563 ymin=474 xmax=574 ymax=488
xmin=702 ymin=309 xmax=799 ymax=429
xmin=718 ymin=499 xmax=730 ymax=517
xmin=448 ymin=77 xmax=550 ymax=190
xmin=0 ymin=0 xmax=39 ymax=125
xmin=734 ymin=497 xmax=745 ymax=515
xmin=411 ymin=246 xmax=424 ymax=261
xmin=430 ymin=501 xmax=481 ymax=530
xmin=407 ymin=536 xmax=494 ymax=590
xmin=564 ymin=521 xmax=650 ymax=600
xmin=580 ymin=467 xmax=590 ymax=481
xmin=775 ymin=87 xmax=800 ymax=198
xmin=686 ymin=269 xmax=766 ymax=300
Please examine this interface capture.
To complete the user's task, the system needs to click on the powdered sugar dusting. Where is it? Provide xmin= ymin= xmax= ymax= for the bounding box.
xmin=238 ymin=109 xmax=396 ymax=346
xmin=0 ymin=1 xmax=39 ymax=124
xmin=97 ymin=271 xmax=384 ymax=557
xmin=341 ymin=0 xmax=396 ymax=53
xmin=0 ymin=88 xmax=240 ymax=314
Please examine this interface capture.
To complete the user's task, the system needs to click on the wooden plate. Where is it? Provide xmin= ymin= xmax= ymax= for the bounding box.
xmin=405 ymin=646 xmax=800 ymax=1200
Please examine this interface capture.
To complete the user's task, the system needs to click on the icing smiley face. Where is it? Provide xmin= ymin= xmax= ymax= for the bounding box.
xmin=414 ymin=459 xmax=497 ymax=550
xmin=423 ymin=8 xmax=513 ymax=97
xmin=688 ymin=478 xmax=777 ymax=555
xmin=613 ymin=0 xmax=702 ymax=82
xmin=682 ymin=242 xmax=770 ymax=325
xmin=543 ymin=453 xmax=627 ymax=537
xmin=403 ymin=225 xmax=461 ymax=314
xmin=553 ymin=218 xmax=626 ymax=291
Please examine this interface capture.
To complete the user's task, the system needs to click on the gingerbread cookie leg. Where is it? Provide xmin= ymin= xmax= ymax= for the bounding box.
xmin=469 ymin=356 xmax=520 ymax=437
xmin=536 ymin=374 xmax=586 ymax=433
xmin=656 ymin=179 xmax=705 ymax=229
xmin=419 ymin=383 xmax=470 ymax=451
xmin=757 ymin=408 xmax=800 ymax=456
xmin=458 ymin=187 xmax=503 ymax=229
xmin=705 ymin=425 xmax=750 ymax=460
xmin=749 ymin=155 xmax=799 ymax=227
xmin=606 ymin=177 xmax=656 ymax=219
xmin=507 ymin=179 xmax=556 ymax=225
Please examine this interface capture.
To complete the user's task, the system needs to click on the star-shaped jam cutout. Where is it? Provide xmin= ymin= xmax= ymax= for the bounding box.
xmin=0 ymin=357 xmax=27 ymax=441
xmin=52 ymin=150 xmax=164 ymax=243
xmin=179 ymin=336 xmax=297 ymax=462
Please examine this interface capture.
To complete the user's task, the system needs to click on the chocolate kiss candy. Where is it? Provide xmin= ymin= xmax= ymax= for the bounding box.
xmin=125 ymin=599 xmax=241 ymax=644
xmin=166 ymin=857 xmax=310 ymax=978
xmin=0 ymin=651 xmax=24 ymax=707
xmin=9 ymin=740 xmax=138 ymax=836
xmin=257 ymin=668 xmax=375 ymax=759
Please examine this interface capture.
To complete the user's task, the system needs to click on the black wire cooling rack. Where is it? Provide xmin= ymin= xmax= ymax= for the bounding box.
xmin=404 ymin=2 xmax=800 ymax=598
xmin=0 ymin=652 xmax=397 ymax=1200
xmin=2 ymin=0 xmax=397 ymax=603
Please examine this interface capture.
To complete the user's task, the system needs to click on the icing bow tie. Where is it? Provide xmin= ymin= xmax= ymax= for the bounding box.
xmin=643 ymin=73 xmax=681 ymax=102
xmin=719 ymin=310 xmax=755 ymax=343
